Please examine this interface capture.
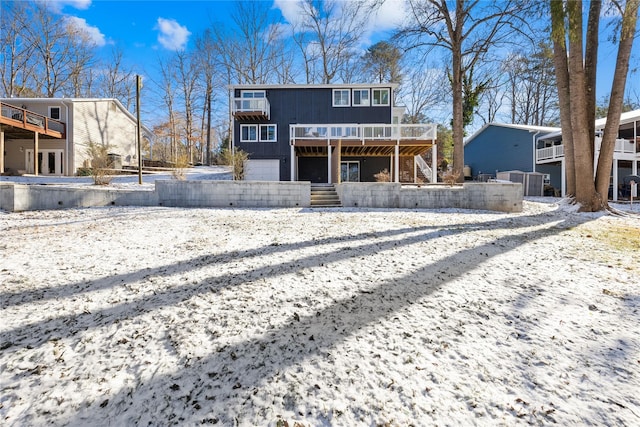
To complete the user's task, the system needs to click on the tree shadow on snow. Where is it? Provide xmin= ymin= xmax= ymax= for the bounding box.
xmin=1 ymin=209 xmax=593 ymax=425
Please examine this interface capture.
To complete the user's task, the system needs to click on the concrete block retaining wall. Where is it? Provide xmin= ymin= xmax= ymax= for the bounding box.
xmin=0 ymin=180 xmax=311 ymax=212
xmin=1 ymin=181 xmax=522 ymax=213
xmin=336 ymin=182 xmax=523 ymax=213
xmin=0 ymin=183 xmax=158 ymax=212
xmin=156 ymin=180 xmax=310 ymax=208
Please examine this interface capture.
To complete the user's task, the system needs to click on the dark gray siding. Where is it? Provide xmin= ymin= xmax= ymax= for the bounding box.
xmin=234 ymin=87 xmax=393 ymax=181
xmin=464 ymin=126 xmax=536 ymax=179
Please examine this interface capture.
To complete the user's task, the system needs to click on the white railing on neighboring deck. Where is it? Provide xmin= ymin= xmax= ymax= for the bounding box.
xmin=414 ymin=155 xmax=433 ymax=182
xmin=536 ymin=145 xmax=564 ymax=162
xmin=232 ymin=97 xmax=270 ymax=118
xmin=290 ymin=123 xmax=437 ymax=142
xmin=537 ymin=138 xmax=639 ymax=163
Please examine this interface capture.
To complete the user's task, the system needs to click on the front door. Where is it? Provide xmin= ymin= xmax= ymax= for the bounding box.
xmin=340 ymin=161 xmax=360 ymax=182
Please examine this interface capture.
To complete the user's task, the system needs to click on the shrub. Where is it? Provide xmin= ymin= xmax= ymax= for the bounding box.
xmin=219 ymin=148 xmax=248 ymax=180
xmin=441 ymin=169 xmax=461 ymax=186
xmin=171 ymin=153 xmax=189 ymax=180
xmin=374 ymin=168 xmax=391 ymax=182
xmin=85 ymin=142 xmax=112 ymax=185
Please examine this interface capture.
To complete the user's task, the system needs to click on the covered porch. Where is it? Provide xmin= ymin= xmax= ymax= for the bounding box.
xmin=0 ymin=103 xmax=67 ymax=176
xmin=289 ymin=123 xmax=438 ymax=184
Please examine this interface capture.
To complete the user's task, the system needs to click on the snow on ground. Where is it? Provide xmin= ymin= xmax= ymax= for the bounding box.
xmin=0 ymin=198 xmax=639 ymax=426
xmin=0 ymin=165 xmax=232 ymax=189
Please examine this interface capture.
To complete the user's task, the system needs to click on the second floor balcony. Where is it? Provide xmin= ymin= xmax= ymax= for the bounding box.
xmin=536 ymin=137 xmax=640 ymax=163
xmin=232 ymin=97 xmax=270 ymax=120
xmin=0 ymin=102 xmax=66 ymax=139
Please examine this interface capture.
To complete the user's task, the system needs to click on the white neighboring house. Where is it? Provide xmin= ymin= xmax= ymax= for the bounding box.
xmin=536 ymin=109 xmax=640 ymax=200
xmin=0 ymin=98 xmax=152 ymax=176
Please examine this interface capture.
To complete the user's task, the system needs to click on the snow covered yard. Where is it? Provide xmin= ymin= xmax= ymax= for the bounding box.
xmin=0 ymin=200 xmax=638 ymax=426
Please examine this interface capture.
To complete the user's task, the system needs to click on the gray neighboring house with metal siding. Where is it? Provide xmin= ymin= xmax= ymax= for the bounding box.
xmin=230 ymin=84 xmax=438 ymax=183
xmin=464 ymin=123 xmax=561 ymax=186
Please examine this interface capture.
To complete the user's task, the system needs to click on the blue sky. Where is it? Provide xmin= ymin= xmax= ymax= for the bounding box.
xmin=45 ymin=0 xmax=640 ymax=121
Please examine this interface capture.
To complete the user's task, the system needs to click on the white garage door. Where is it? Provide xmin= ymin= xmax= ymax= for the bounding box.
xmin=244 ymin=159 xmax=280 ymax=181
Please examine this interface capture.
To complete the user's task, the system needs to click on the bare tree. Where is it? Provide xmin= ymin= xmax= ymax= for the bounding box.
xmin=0 ymin=2 xmax=36 ymax=97
xmin=96 ymin=47 xmax=136 ymax=109
xmin=24 ymin=1 xmax=96 ymax=97
xmin=551 ymin=0 xmax=638 ymax=211
xmin=295 ymin=0 xmax=376 ymax=84
xmin=363 ymin=41 xmax=403 ymax=84
xmin=398 ymin=0 xmax=529 ymax=181
xmin=401 ymin=64 xmax=449 ymax=124
xmin=174 ymin=50 xmax=201 ymax=164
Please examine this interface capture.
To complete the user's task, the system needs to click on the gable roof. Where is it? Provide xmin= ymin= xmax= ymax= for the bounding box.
xmin=465 ymin=123 xmax=561 ymax=146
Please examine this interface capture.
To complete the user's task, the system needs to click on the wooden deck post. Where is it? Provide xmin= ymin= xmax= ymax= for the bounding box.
xmin=394 ymin=145 xmax=399 ymax=182
xmin=34 ymin=132 xmax=39 ymax=176
xmin=432 ymin=142 xmax=438 ymax=183
xmin=0 ymin=131 xmax=4 ymax=175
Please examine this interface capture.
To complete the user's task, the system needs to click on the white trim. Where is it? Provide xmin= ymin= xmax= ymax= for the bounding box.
xmin=372 ymin=88 xmax=390 ymax=106
xmin=48 ymin=106 xmax=61 ymax=120
xmin=340 ymin=160 xmax=360 ymax=182
xmin=332 ymin=89 xmax=350 ymax=107
xmin=25 ymin=148 xmax=64 ymax=175
xmin=240 ymin=124 xmax=258 ymax=142
xmin=352 ymin=88 xmax=370 ymax=106
xmin=240 ymin=90 xmax=265 ymax=98
xmin=259 ymin=124 xmax=277 ymax=142
xmin=229 ymin=83 xmax=399 ymax=91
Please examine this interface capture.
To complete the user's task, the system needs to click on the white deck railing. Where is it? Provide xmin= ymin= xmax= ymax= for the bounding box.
xmin=290 ymin=123 xmax=437 ymax=142
xmin=232 ymin=97 xmax=270 ymax=118
xmin=536 ymin=145 xmax=565 ymax=162
xmin=414 ymin=155 xmax=433 ymax=182
xmin=536 ymin=138 xmax=639 ymax=163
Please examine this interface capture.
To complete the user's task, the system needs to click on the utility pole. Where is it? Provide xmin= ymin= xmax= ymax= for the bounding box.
xmin=136 ymin=75 xmax=143 ymax=185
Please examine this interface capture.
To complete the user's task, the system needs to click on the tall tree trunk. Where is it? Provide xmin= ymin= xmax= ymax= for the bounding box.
xmin=567 ymin=0 xmax=599 ymax=210
xmin=450 ymin=0 xmax=464 ymax=182
xmin=584 ymin=1 xmax=601 ymax=163
xmin=550 ymin=0 xmax=576 ymax=196
xmin=595 ymin=0 xmax=639 ymax=205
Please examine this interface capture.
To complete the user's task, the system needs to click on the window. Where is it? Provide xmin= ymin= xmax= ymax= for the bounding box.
xmin=241 ymin=90 xmax=265 ymax=99
xmin=240 ymin=90 xmax=265 ymax=110
xmin=352 ymin=89 xmax=370 ymax=106
xmin=260 ymin=124 xmax=277 ymax=142
xmin=240 ymin=124 xmax=258 ymax=142
xmin=372 ymin=88 xmax=390 ymax=106
xmin=49 ymin=106 xmax=60 ymax=120
xmin=333 ymin=89 xmax=350 ymax=107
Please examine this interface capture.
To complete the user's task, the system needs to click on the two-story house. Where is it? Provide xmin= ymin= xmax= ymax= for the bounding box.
xmin=230 ymin=84 xmax=437 ymax=183
xmin=464 ymin=110 xmax=640 ymax=200
xmin=0 ymin=98 xmax=152 ymax=176
xmin=536 ymin=109 xmax=640 ymax=200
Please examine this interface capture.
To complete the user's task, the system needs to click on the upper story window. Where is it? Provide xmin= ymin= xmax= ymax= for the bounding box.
xmin=332 ymin=89 xmax=350 ymax=107
xmin=352 ymin=89 xmax=370 ymax=106
xmin=49 ymin=106 xmax=60 ymax=120
xmin=260 ymin=124 xmax=277 ymax=142
xmin=372 ymin=88 xmax=390 ymax=106
xmin=240 ymin=90 xmax=265 ymax=110
xmin=240 ymin=124 xmax=258 ymax=142
xmin=241 ymin=90 xmax=265 ymax=99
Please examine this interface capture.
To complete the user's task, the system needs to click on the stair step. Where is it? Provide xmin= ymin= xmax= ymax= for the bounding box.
xmin=310 ymin=184 xmax=341 ymax=207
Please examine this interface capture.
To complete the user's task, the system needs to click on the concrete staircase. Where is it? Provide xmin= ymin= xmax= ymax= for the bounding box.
xmin=310 ymin=184 xmax=342 ymax=207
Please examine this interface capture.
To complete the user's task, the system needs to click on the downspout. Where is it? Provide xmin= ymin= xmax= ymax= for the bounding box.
xmin=530 ymin=130 xmax=541 ymax=173
xmin=62 ymin=100 xmax=71 ymax=176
